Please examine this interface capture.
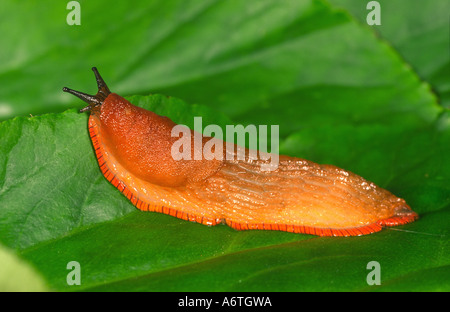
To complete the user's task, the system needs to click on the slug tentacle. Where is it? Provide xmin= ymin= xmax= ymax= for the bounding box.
xmin=64 ymin=68 xmax=418 ymax=237
xmin=91 ymin=66 xmax=111 ymax=97
xmin=63 ymin=67 xmax=111 ymax=113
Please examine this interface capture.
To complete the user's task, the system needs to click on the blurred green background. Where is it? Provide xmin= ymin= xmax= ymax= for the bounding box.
xmin=0 ymin=0 xmax=449 ymax=291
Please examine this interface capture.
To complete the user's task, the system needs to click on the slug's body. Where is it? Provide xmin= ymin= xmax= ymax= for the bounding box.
xmin=63 ymin=68 xmax=418 ymax=236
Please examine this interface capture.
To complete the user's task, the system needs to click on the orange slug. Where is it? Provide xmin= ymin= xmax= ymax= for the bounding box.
xmin=63 ymin=67 xmax=418 ymax=237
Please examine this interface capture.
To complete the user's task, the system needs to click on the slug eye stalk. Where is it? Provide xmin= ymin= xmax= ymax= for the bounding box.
xmin=63 ymin=67 xmax=111 ymax=113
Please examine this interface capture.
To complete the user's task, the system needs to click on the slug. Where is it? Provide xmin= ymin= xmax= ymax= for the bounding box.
xmin=63 ymin=67 xmax=418 ymax=236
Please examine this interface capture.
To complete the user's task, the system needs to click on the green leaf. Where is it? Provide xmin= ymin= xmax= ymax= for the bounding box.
xmin=0 ymin=0 xmax=449 ymax=291
xmin=330 ymin=0 xmax=450 ymax=108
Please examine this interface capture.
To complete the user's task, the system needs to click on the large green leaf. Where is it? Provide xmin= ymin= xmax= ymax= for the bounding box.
xmin=2 ymin=102 xmax=449 ymax=291
xmin=0 ymin=0 xmax=449 ymax=291
xmin=330 ymin=0 xmax=450 ymax=108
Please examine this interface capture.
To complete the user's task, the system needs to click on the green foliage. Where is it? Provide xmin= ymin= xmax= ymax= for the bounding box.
xmin=0 ymin=0 xmax=448 ymax=291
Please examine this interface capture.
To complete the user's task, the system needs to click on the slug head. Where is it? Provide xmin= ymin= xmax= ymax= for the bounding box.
xmin=63 ymin=67 xmax=111 ymax=113
xmin=64 ymin=67 xmax=225 ymax=187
